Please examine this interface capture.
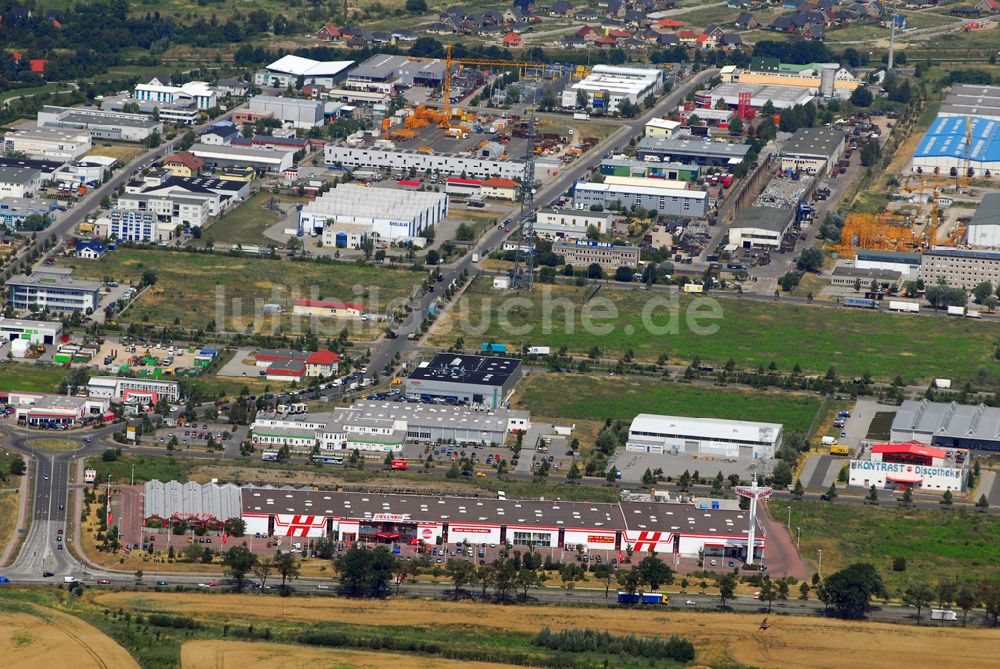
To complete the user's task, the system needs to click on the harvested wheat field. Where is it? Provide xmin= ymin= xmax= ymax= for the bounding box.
xmin=93 ymin=593 xmax=998 ymax=669
xmin=182 ymin=640 xmax=520 ymax=668
xmin=0 ymin=603 xmax=138 ymax=669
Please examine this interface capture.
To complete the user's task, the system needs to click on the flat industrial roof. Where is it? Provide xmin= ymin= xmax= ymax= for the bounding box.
xmin=781 ymin=127 xmax=846 ymax=159
xmin=408 ymin=353 xmax=521 ymax=388
xmin=0 ymin=157 xmax=62 ymax=174
xmin=708 ymin=82 xmax=815 ymax=108
xmin=856 ymin=249 xmax=922 ymax=264
xmin=350 ymin=400 xmax=528 ymax=431
xmin=0 ymin=166 xmax=42 ymax=185
xmin=575 ymin=181 xmax=707 ymax=199
xmin=144 ymin=480 xmax=243 ymax=521
xmin=190 ymin=143 xmax=295 ymax=162
xmin=240 ymin=487 xmax=752 ymax=537
xmin=938 ymin=84 xmax=1000 ymax=120
xmin=302 ymin=184 xmax=446 ymax=220
xmin=630 ymin=413 xmax=782 ymax=444
xmin=923 ymin=247 xmax=1000 ymax=261
xmin=730 ymin=205 xmax=794 ymax=233
xmin=831 ymin=266 xmax=902 ymax=280
xmin=638 ymin=136 xmax=751 ymax=160
xmin=7 ymin=270 xmax=100 ymax=291
xmin=350 ymin=54 xmax=409 ymax=80
xmin=40 ymin=105 xmax=160 ymax=129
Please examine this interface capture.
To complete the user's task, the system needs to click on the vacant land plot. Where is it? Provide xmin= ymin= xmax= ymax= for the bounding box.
xmin=201 ymin=192 xmax=308 ymax=247
xmin=85 ymin=454 xmax=193 ymax=486
xmin=866 ymin=411 xmax=895 ymax=440
xmin=790 ymin=500 xmax=1000 ymax=590
xmin=0 ymin=363 xmax=67 ymax=393
xmin=85 ymin=143 xmax=144 ymax=165
xmin=94 ymin=592 xmax=999 ymax=669
xmin=514 ymin=374 xmax=821 ymax=434
xmin=0 ymin=601 xmax=138 ymax=668
xmin=182 ymin=641 xmax=518 ymax=669
xmin=432 ymin=280 xmax=999 ymax=383
xmin=66 ymin=249 xmax=418 ymax=334
xmin=0 ymin=490 xmax=19 ymax=564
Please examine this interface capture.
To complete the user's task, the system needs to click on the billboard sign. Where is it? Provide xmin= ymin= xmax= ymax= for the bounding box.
xmin=84 ymin=469 xmax=97 ymax=483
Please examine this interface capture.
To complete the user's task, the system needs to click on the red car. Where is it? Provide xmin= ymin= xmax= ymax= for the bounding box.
xmin=96 ymin=579 xmax=111 ymax=584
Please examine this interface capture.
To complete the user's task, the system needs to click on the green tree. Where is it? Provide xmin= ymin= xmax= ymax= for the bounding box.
xmin=823 ymin=563 xmax=886 ymax=619
xmin=759 ymin=577 xmax=777 ymax=613
xmin=903 ymin=582 xmax=936 ymax=621
xmin=849 ymin=86 xmax=873 ymax=107
xmin=593 ymin=563 xmax=615 ymax=598
xmin=636 ymin=554 xmax=673 ymax=591
xmin=336 ymin=544 xmax=396 ymax=598
xmin=941 ymin=489 xmax=953 ymax=506
xmin=793 ymin=479 xmax=805 ymax=498
xmin=955 ymin=584 xmax=978 ymax=626
xmin=797 ymin=248 xmax=824 ymax=273
xmin=973 ymin=281 xmax=994 ymax=304
xmin=445 ymin=558 xmax=476 ymax=599
xmin=719 ymin=574 xmax=737 ymax=607
xmin=221 ymin=543 xmax=258 ymax=592
xmin=274 ymin=550 xmax=300 ymax=595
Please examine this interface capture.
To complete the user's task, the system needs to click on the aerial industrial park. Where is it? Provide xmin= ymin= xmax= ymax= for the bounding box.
xmin=1 ymin=1 xmax=1000 ymax=667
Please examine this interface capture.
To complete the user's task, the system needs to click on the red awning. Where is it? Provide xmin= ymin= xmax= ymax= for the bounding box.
xmin=375 ymin=532 xmax=400 ymax=540
xmin=887 ymin=473 xmax=923 ymax=483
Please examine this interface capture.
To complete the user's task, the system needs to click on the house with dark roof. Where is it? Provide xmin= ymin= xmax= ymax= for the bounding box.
xmin=703 ymin=24 xmax=727 ymax=38
xmin=721 ymin=33 xmax=744 ymax=48
xmin=575 ymin=7 xmax=600 ymax=19
xmin=768 ymin=15 xmax=797 ymax=31
xmin=728 ymin=0 xmax=752 ymax=7
xmin=802 ymin=24 xmax=825 ymax=39
xmin=550 ymin=0 xmax=573 ymax=14
xmin=735 ymin=11 xmax=760 ymax=28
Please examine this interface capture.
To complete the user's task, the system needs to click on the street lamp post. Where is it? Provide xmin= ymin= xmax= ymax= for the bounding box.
xmin=818 ymin=549 xmax=823 ymax=578
xmin=796 ymin=526 xmax=800 ymax=551
xmin=786 ymin=505 xmax=791 ymax=530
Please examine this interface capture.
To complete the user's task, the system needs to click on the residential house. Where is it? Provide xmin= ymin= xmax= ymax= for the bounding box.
xmin=676 ymin=29 xmax=699 ymax=43
xmin=720 ymin=33 xmax=744 ymax=48
xmin=550 ymin=0 xmax=573 ymax=15
xmin=655 ymin=17 xmax=684 ymax=29
xmin=656 ymin=32 xmax=680 ymax=46
xmin=575 ymin=7 xmax=600 ymax=20
xmin=735 ymin=12 xmax=760 ymax=29
xmin=503 ymin=32 xmax=523 ymax=46
xmin=905 ymin=0 xmax=937 ymax=7
xmin=703 ymin=24 xmax=727 ymax=38
xmin=801 ymin=24 xmax=825 ymax=39
xmin=974 ymin=0 xmax=998 ymax=10
xmin=75 ymin=240 xmax=106 ymax=260
xmin=728 ymin=0 xmax=752 ymax=7
xmin=315 ymin=24 xmax=342 ymax=41
xmin=162 ymin=151 xmax=205 ymax=178
xmin=695 ymin=33 xmax=717 ymax=48
xmin=768 ymin=15 xmax=797 ymax=31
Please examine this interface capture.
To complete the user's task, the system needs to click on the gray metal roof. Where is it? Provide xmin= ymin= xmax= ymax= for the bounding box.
xmin=638 ymin=136 xmax=751 ymax=160
xmin=143 ymin=480 xmax=243 ymax=521
xmin=831 ymin=266 xmax=901 ymax=280
xmin=0 ymin=166 xmax=42 ymax=185
xmin=893 ymin=399 xmax=1000 ymax=442
xmin=780 ymin=127 xmax=846 ymax=160
xmin=855 ymin=249 xmax=921 ymax=264
xmin=730 ymin=205 xmax=794 ymax=232
xmin=408 ymin=353 xmax=521 ymax=387
xmin=969 ymin=193 xmax=1000 ymax=228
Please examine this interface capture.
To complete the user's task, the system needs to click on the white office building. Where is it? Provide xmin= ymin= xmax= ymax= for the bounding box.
xmin=116 ymin=192 xmax=212 ymax=229
xmin=5 ymin=269 xmax=101 ymax=313
xmin=626 ymin=413 xmax=782 ymax=459
xmin=0 ymin=166 xmax=44 ymax=198
xmin=87 ymin=376 xmax=181 ymax=403
xmin=3 ymin=128 xmax=92 ymax=161
xmin=134 ymin=78 xmax=217 ymax=110
xmin=562 ymin=65 xmax=663 ymax=113
xmin=300 ymin=184 xmax=448 ymax=240
xmin=534 ymin=207 xmax=613 ymax=240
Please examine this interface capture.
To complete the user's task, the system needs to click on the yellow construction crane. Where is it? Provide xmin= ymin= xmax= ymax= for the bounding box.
xmin=407 ymin=45 xmax=547 ymax=126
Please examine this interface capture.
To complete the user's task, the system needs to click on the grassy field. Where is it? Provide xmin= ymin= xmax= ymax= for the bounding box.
xmin=790 ymin=500 xmax=1000 ymax=590
xmin=866 ymin=411 xmax=895 ymax=440
xmin=181 ymin=641 xmax=517 ymax=669
xmin=432 ymin=279 xmax=1000 ymax=384
xmin=24 ymin=439 xmax=81 ymax=453
xmin=0 ymin=599 xmax=138 ymax=668
xmin=85 ymin=454 xmax=193 ymax=485
xmin=201 ymin=192 xmax=308 ymax=247
xmin=514 ymin=373 xmax=821 ymax=434
xmin=0 ymin=491 xmax=18 ymax=565
xmin=90 ymin=591 xmax=1000 ymax=669
xmin=65 ymin=248 xmax=420 ymax=333
xmin=0 ymin=363 xmax=68 ymax=393
xmin=85 ymin=143 xmax=144 ymax=164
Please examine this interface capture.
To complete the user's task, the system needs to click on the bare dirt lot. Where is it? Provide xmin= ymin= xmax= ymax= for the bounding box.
xmin=182 ymin=641 xmax=519 ymax=669
xmin=94 ymin=593 xmax=998 ymax=669
xmin=0 ymin=603 xmax=138 ymax=669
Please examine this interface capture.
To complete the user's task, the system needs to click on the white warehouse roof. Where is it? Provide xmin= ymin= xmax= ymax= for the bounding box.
xmin=575 ymin=181 xmax=707 ymax=200
xmin=630 ymin=413 xmax=783 ymax=445
xmin=303 ymin=183 xmax=447 ymax=219
xmin=265 ymin=55 xmax=355 ymax=78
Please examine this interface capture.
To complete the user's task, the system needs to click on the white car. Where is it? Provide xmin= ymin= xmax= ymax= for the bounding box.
xmin=710 ymin=559 xmax=717 ymax=566
xmin=316 ymin=584 xmax=331 ymax=590
xmin=685 ymin=600 xmax=697 ymax=606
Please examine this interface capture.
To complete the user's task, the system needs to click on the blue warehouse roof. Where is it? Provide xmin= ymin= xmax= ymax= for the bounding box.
xmin=914 ymin=116 xmax=1000 ymax=162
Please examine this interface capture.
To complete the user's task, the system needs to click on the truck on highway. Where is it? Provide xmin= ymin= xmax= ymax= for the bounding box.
xmin=617 ymin=591 xmax=642 ymax=604
xmin=888 ymin=300 xmax=919 ymax=313
xmin=821 ymin=436 xmax=838 ymax=446
xmin=931 ymin=609 xmax=957 ymax=621
xmin=472 ymin=252 xmax=480 ymax=263
xmin=947 ymin=305 xmax=966 ymax=316
xmin=830 ymin=444 xmax=850 ymax=456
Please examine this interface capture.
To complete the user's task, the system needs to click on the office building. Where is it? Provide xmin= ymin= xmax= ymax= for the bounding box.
xmin=87 ymin=376 xmax=181 ymax=403
xmin=0 ymin=166 xmax=43 ymax=197
xmin=534 ymin=207 xmax=613 ymax=240
xmin=919 ymin=247 xmax=1000 ymax=288
xmin=6 ymin=268 xmax=101 ymax=313
xmin=553 ymin=240 xmax=640 ymax=271
xmin=324 ymin=144 xmax=525 ymax=180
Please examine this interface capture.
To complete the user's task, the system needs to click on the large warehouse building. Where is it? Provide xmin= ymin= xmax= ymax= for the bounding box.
xmin=324 ymin=144 xmax=525 ymax=180
xmin=562 ymin=65 xmax=663 ymax=113
xmin=728 ymin=205 xmax=794 ymax=249
xmin=912 ymin=115 xmax=1000 ymax=177
xmin=247 ymin=95 xmax=325 ymax=129
xmin=779 ymin=127 xmax=846 ymax=177
xmin=299 ymin=184 xmax=447 ymax=241
xmin=36 ymin=106 xmax=163 ymax=142
xmin=967 ymin=193 xmax=1000 ymax=248
xmin=141 ymin=481 xmax=764 ymax=560
xmin=891 ymin=399 xmax=1000 ymax=452
xmin=936 ymin=83 xmax=1000 ymax=121
xmin=626 ymin=413 xmax=782 ymax=459
xmin=637 ymin=136 xmax=750 ymax=168
xmin=254 ymin=55 xmax=355 ymax=88
xmin=572 ymin=180 xmax=709 ymax=218
xmin=405 ymin=353 xmax=523 ymax=409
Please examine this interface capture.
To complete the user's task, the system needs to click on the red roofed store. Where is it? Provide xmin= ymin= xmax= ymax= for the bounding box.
xmin=848 ymin=441 xmax=968 ymax=493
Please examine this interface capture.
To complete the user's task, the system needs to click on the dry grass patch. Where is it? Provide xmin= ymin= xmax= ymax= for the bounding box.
xmin=94 ymin=593 xmax=997 ymax=669
xmin=0 ymin=603 xmax=138 ymax=668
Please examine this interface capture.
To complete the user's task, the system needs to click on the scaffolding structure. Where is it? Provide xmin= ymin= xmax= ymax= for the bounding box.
xmin=835 ymin=213 xmax=919 ymax=258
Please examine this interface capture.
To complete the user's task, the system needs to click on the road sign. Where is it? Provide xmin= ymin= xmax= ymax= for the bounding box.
xmin=84 ymin=469 xmax=97 ymax=483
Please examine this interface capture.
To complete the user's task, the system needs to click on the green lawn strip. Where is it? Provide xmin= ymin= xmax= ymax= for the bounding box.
xmin=0 ymin=362 xmax=69 ymax=393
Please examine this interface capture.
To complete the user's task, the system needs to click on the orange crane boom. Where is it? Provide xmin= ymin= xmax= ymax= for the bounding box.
xmin=407 ymin=45 xmax=547 ymax=123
